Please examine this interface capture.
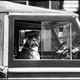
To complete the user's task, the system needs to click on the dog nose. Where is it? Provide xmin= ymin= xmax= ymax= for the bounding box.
xmin=33 ymin=38 xmax=36 ymax=41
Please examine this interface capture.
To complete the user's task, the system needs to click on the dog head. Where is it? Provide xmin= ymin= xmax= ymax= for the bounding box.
xmin=24 ymin=30 xmax=40 ymax=48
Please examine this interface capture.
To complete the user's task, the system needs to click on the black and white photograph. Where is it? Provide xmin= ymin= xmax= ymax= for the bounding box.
xmin=0 ymin=0 xmax=80 ymax=80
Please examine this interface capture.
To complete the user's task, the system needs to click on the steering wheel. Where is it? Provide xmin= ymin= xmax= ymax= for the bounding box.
xmin=56 ymin=42 xmax=70 ymax=59
xmin=57 ymin=42 xmax=66 ymax=50
xmin=56 ymin=41 xmax=80 ymax=59
xmin=58 ymin=48 xmax=70 ymax=59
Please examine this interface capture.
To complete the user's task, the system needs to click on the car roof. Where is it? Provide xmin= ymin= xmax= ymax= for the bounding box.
xmin=0 ymin=1 xmax=78 ymax=17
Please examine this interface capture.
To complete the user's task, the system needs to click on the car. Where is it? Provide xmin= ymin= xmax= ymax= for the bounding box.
xmin=0 ymin=1 xmax=80 ymax=80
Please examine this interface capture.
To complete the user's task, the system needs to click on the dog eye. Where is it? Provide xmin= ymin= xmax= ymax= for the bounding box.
xmin=34 ymin=34 xmax=39 ymax=39
xmin=27 ymin=33 xmax=39 ymax=40
xmin=27 ymin=35 xmax=33 ymax=40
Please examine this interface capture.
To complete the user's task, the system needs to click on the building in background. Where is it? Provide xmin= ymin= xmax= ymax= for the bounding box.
xmin=63 ymin=0 xmax=80 ymax=20
xmin=7 ymin=0 xmax=63 ymax=9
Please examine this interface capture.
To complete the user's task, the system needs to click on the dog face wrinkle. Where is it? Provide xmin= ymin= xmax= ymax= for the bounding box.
xmin=25 ymin=31 xmax=40 ymax=47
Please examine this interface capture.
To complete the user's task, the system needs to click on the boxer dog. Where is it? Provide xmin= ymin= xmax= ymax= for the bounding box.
xmin=19 ymin=30 xmax=40 ymax=60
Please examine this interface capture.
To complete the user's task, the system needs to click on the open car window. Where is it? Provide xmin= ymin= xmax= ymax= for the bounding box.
xmin=13 ymin=20 xmax=80 ymax=60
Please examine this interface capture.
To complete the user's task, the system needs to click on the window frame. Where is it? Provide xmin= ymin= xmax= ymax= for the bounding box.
xmin=8 ymin=14 xmax=80 ymax=67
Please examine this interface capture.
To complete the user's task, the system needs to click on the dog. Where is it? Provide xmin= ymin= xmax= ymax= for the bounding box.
xmin=19 ymin=30 xmax=40 ymax=60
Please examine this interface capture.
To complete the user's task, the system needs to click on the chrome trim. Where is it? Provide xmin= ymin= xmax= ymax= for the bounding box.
xmin=8 ymin=77 xmax=80 ymax=80
xmin=9 ymin=12 xmax=78 ymax=17
xmin=8 ymin=67 xmax=80 ymax=72
xmin=3 ymin=14 xmax=9 ymax=67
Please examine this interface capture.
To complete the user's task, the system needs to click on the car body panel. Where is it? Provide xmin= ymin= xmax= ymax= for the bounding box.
xmin=0 ymin=1 xmax=80 ymax=80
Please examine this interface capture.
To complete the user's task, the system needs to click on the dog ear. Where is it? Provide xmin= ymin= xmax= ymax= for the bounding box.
xmin=23 ymin=38 xmax=26 ymax=44
xmin=25 ymin=31 xmax=29 ymax=38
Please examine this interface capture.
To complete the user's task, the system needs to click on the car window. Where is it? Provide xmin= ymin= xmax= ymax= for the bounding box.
xmin=13 ymin=20 xmax=80 ymax=60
